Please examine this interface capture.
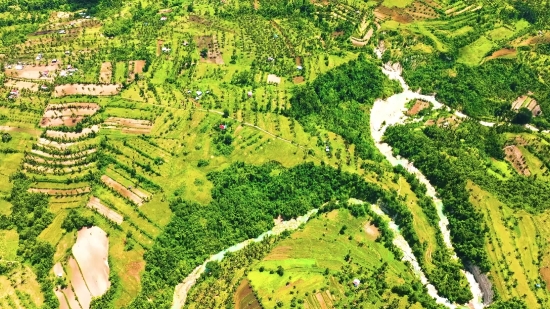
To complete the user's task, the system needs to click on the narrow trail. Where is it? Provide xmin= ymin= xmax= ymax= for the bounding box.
xmin=370 ymin=60 xmax=484 ymax=308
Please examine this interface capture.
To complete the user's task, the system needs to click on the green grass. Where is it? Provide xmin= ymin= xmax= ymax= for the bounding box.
xmin=457 ymin=36 xmax=494 ymax=66
xmin=467 ymin=182 xmax=541 ymax=307
xmin=487 ymin=27 xmax=514 ymax=41
xmin=0 ymin=199 xmax=11 ymax=216
xmin=382 ymin=0 xmax=415 ymax=8
xmin=248 ymin=208 xmax=415 ymax=308
xmin=0 ymin=230 xmax=18 ymax=260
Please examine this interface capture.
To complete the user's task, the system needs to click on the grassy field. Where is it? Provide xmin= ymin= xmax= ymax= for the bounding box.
xmin=467 ymin=182 xmax=548 ymax=307
xmin=458 ymin=36 xmax=494 ymax=66
xmin=248 ymin=208 xmax=420 ymax=308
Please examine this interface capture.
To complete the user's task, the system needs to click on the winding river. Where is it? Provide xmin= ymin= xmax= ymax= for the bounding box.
xmin=171 ymin=60 xmax=487 ymax=309
xmin=371 ymin=62 xmax=484 ymax=309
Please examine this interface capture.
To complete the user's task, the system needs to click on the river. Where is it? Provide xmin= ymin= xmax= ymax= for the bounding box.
xmin=370 ymin=61 xmax=484 ymax=308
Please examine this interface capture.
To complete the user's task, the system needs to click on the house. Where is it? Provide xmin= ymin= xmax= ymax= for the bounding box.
xmin=352 ymin=279 xmax=360 ymax=287
xmin=267 ymin=56 xmax=274 ymax=62
xmin=219 ymin=124 xmax=227 ymax=130
xmin=65 ymin=50 xmax=70 ymax=55
xmin=36 ymin=54 xmax=42 ymax=60
xmin=85 ymin=16 xmax=91 ymax=19
xmin=161 ymin=46 xmax=171 ymax=53
xmin=59 ymin=30 xmax=66 ymax=34
xmin=15 ymin=64 xmax=23 ymax=70
xmin=41 ymin=70 xmax=49 ymax=77
xmin=41 ymin=85 xmax=48 ymax=90
xmin=325 ymin=146 xmax=330 ymax=152
xmin=247 ymin=91 xmax=253 ymax=97
xmin=52 ymin=59 xmax=58 ymax=63
xmin=59 ymin=70 xmax=68 ymax=77
xmin=296 ymin=65 xmax=303 ymax=70
xmin=160 ymin=16 xmax=167 ymax=21
xmin=183 ymin=41 xmax=189 ymax=46
xmin=9 ymin=89 xmax=19 ymax=96
xmin=196 ymin=90 xmax=203 ymax=96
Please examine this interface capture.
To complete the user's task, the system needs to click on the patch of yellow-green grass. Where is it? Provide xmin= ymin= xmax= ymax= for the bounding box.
xmin=411 ymin=43 xmax=434 ymax=53
xmin=0 ymin=265 xmax=44 ymax=308
xmin=0 ymin=153 xmax=25 ymax=193
xmin=382 ymin=0 xmax=415 ymax=8
xmin=467 ymin=182 xmax=540 ymax=307
xmin=38 ymin=209 xmax=69 ymax=246
xmin=487 ymin=27 xmax=514 ymax=41
xmin=489 ymin=158 xmax=514 ymax=179
xmin=396 ymin=176 xmax=439 ymax=266
xmin=105 ymin=224 xmax=146 ymax=308
xmin=382 ymin=20 xmax=447 ymax=52
xmin=449 ymin=25 xmax=474 ymax=37
xmin=517 ymin=145 xmax=546 ymax=178
xmin=54 ymin=232 xmax=76 ymax=262
xmin=458 ymin=36 xmax=494 ymax=66
xmin=114 ymin=61 xmax=128 ymax=83
xmin=139 ymin=195 xmax=172 ymax=228
xmin=0 ymin=230 xmax=18 ymax=260
xmin=514 ymin=19 xmax=530 ymax=32
xmin=0 ymin=199 xmax=11 ymax=216
xmin=248 ymin=208 xmax=414 ymax=308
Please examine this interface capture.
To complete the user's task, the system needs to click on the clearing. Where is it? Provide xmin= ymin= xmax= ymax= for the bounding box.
xmin=54 ymin=84 xmax=120 ymax=97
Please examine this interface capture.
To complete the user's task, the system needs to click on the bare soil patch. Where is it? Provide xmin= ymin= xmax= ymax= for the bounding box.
xmin=103 ymin=117 xmax=152 ymax=134
xmin=157 ymin=40 xmax=164 ymax=56
xmin=264 ymin=246 xmax=291 ymax=260
xmin=4 ymin=79 xmax=40 ymax=91
xmin=40 ymin=103 xmax=100 ymax=127
xmin=0 ymin=125 xmax=41 ymax=135
xmin=540 ymin=267 xmax=550 ymax=291
xmin=87 ymin=196 xmax=123 ymax=224
xmin=26 ymin=154 xmax=86 ymax=166
xmin=234 ymin=279 xmax=262 ymax=309
xmin=486 ymin=48 xmax=516 ymax=61
xmin=315 ymin=292 xmax=330 ymax=309
xmin=406 ymin=100 xmax=430 ymax=116
xmin=504 ymin=145 xmax=530 ymax=176
xmin=72 ymin=226 xmax=111 ymax=299
xmin=364 ymin=222 xmax=380 ymax=240
xmin=197 ymin=35 xmax=224 ymax=64
xmin=101 ymin=175 xmax=144 ymax=206
xmin=5 ymin=63 xmax=58 ymax=80
xmin=31 ymin=148 xmax=96 ymax=159
xmin=54 ymin=290 xmax=70 ymax=309
xmin=511 ymin=95 xmax=541 ymax=116
xmin=54 ymin=84 xmax=120 ymax=97
xmin=99 ymin=62 xmax=112 ymax=83
xmin=128 ymin=60 xmax=145 ymax=82
xmin=28 ymin=187 xmax=91 ymax=196
xmin=45 ymin=125 xmax=99 ymax=140
xmin=37 ymin=138 xmax=74 ymax=149
xmin=61 ymin=282 xmax=81 ymax=309
xmin=375 ymin=6 xmax=413 ymax=23
xmin=68 ymin=257 xmax=92 ymax=309
xmin=293 ymin=76 xmax=304 ymax=84
xmin=24 ymin=162 xmax=94 ymax=174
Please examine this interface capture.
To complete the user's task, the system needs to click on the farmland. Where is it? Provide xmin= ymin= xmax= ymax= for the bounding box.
xmin=0 ymin=0 xmax=549 ymax=308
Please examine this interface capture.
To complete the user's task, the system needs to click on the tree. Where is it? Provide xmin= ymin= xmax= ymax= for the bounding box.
xmin=1 ymin=132 xmax=11 ymax=143
xmin=276 ymin=265 xmax=284 ymax=276
xmin=512 ymin=107 xmax=533 ymax=125
xmin=200 ymin=48 xmax=208 ymax=59
xmin=223 ymin=108 xmax=230 ymax=118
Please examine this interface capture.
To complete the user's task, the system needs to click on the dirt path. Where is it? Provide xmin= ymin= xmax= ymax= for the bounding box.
xmin=101 ymin=175 xmax=143 ymax=206
xmin=87 ymin=197 xmax=124 ymax=224
xmin=28 ymin=187 xmax=91 ymax=196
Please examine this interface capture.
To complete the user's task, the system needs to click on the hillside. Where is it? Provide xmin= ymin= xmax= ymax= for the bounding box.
xmin=0 ymin=0 xmax=549 ymax=308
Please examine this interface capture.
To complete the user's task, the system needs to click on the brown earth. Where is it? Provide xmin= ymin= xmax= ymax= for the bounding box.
xmin=31 ymin=148 xmax=96 ymax=159
xmin=293 ymin=76 xmax=304 ymax=84
xmin=99 ymin=62 xmax=112 ymax=83
xmin=4 ymin=79 xmax=40 ymax=91
xmin=87 ymin=196 xmax=124 ymax=224
xmin=315 ymin=292 xmax=330 ymax=309
xmin=540 ymin=267 xmax=550 ymax=291
xmin=234 ymin=279 xmax=262 ymax=309
xmin=28 ymin=187 xmax=91 ymax=196
xmin=504 ymin=145 xmax=530 ymax=176
xmin=5 ymin=63 xmax=58 ymax=80
xmin=45 ymin=125 xmax=99 ymax=140
xmin=26 ymin=154 xmax=86 ymax=166
xmin=54 ymin=290 xmax=70 ymax=309
xmin=72 ymin=226 xmax=111 ymax=300
xmin=101 ymin=175 xmax=144 ymax=206
xmin=364 ymin=222 xmax=380 ymax=240
xmin=24 ymin=162 xmax=94 ymax=174
xmin=54 ymin=84 xmax=120 ymax=97
xmin=157 ymin=40 xmax=164 ymax=56
xmin=61 ymin=282 xmax=81 ymax=309
xmin=40 ymin=103 xmax=100 ymax=127
xmin=374 ymin=6 xmax=413 ymax=23
xmin=37 ymin=138 xmax=75 ymax=149
xmin=68 ymin=257 xmax=92 ymax=309
xmin=406 ymin=100 xmax=430 ymax=116
xmin=486 ymin=48 xmax=517 ymax=61
xmin=128 ymin=60 xmax=145 ymax=82
xmin=264 ymin=246 xmax=291 ymax=261
xmin=197 ymin=35 xmax=224 ymax=64
xmin=103 ymin=117 xmax=152 ymax=134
